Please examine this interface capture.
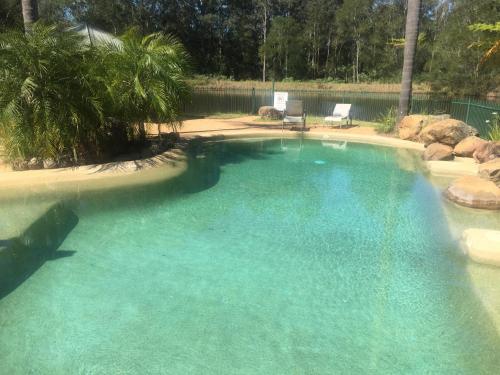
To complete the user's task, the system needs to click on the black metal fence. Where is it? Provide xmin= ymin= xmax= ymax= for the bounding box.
xmin=186 ymin=88 xmax=500 ymax=137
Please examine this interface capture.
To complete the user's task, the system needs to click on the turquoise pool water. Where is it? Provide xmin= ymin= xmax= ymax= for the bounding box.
xmin=1 ymin=139 xmax=499 ymax=374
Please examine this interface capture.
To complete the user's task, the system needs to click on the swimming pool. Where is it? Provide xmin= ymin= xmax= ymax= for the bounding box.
xmin=1 ymin=138 xmax=499 ymax=374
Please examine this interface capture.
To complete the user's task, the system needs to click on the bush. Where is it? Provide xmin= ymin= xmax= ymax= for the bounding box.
xmin=0 ymin=24 xmax=190 ymax=167
xmin=376 ymin=107 xmax=397 ymax=134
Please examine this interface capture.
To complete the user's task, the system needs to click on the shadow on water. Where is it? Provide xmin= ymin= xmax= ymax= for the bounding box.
xmin=68 ymin=137 xmax=283 ymax=213
xmin=0 ymin=203 xmax=78 ymax=300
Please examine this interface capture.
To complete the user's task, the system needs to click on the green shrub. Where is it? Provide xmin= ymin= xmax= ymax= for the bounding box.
xmin=487 ymin=112 xmax=500 ymax=141
xmin=96 ymin=28 xmax=191 ymax=134
xmin=376 ymin=107 xmax=397 ymax=134
xmin=0 ymin=24 xmax=104 ymax=163
xmin=0 ymin=24 xmax=191 ymax=166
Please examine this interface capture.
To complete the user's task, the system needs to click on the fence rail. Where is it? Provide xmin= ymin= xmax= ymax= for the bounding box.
xmin=186 ymin=88 xmax=499 ymax=137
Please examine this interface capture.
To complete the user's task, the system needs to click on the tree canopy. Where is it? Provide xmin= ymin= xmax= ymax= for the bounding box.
xmin=1 ymin=0 xmax=499 ymax=96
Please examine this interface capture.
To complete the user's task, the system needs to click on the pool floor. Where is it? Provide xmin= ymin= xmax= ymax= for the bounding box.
xmin=1 ymin=139 xmax=499 ymax=374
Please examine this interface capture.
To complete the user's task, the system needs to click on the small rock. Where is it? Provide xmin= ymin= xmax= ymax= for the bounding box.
xmin=258 ymin=106 xmax=281 ymax=120
xmin=11 ymin=159 xmax=28 ymax=171
xmin=444 ymin=175 xmax=500 ymax=210
xmin=43 ymin=158 xmax=57 ymax=169
xmin=27 ymin=157 xmax=42 ymax=170
xmin=419 ymin=119 xmax=478 ymax=146
xmin=479 ymin=159 xmax=500 ymax=186
xmin=423 ymin=143 xmax=454 ymax=161
xmin=473 ymin=141 xmax=500 ymax=163
xmin=454 ymin=136 xmax=488 ymax=157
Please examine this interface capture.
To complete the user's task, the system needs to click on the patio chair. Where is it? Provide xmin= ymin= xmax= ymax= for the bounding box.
xmin=282 ymin=100 xmax=306 ymax=130
xmin=325 ymin=104 xmax=352 ymax=128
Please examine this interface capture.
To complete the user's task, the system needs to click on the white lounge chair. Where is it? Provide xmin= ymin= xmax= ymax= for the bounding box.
xmin=325 ymin=104 xmax=352 ymax=128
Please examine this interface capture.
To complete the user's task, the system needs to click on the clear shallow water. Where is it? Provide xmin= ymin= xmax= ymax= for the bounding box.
xmin=1 ymin=139 xmax=499 ymax=374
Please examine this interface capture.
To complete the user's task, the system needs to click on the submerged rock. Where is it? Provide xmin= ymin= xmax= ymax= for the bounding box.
xmin=473 ymin=141 xmax=500 ymax=164
xmin=454 ymin=136 xmax=488 ymax=157
xmin=462 ymin=228 xmax=500 ymax=267
xmin=479 ymin=159 xmax=500 ymax=186
xmin=423 ymin=143 xmax=454 ymax=161
xmin=419 ymin=119 xmax=478 ymax=146
xmin=444 ymin=175 xmax=500 ymax=210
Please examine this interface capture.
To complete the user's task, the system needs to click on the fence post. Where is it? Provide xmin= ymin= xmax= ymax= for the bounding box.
xmin=272 ymin=79 xmax=275 ymax=103
xmin=251 ymin=88 xmax=256 ymax=114
xmin=465 ymin=97 xmax=471 ymax=124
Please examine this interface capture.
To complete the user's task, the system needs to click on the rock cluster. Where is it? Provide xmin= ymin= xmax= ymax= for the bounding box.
xmin=398 ymin=115 xmax=500 ymax=209
xmin=398 ymin=115 xmax=500 ymax=163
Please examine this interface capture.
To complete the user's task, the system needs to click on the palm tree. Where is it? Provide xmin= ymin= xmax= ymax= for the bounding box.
xmin=21 ymin=0 xmax=38 ymax=32
xmin=0 ymin=24 xmax=104 ymax=163
xmin=97 ymin=29 xmax=191 ymax=137
xmin=397 ymin=0 xmax=421 ymax=124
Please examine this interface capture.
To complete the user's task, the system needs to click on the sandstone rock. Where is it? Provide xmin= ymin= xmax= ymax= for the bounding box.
xmin=419 ymin=119 xmax=478 ymax=146
xmin=462 ymin=228 xmax=500 ymax=267
xmin=444 ymin=175 xmax=500 ymax=210
xmin=398 ymin=114 xmax=451 ymax=141
xmin=473 ymin=141 xmax=500 ymax=163
xmin=258 ymin=106 xmax=281 ymax=119
xmin=423 ymin=143 xmax=454 ymax=161
xmin=398 ymin=115 xmax=426 ymax=140
xmin=453 ymin=136 xmax=488 ymax=157
xmin=479 ymin=159 xmax=500 ymax=186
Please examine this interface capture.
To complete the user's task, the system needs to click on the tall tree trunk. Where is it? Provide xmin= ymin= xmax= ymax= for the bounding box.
xmin=356 ymin=39 xmax=360 ymax=83
xmin=262 ymin=4 xmax=267 ymax=82
xmin=21 ymin=0 xmax=38 ymax=32
xmin=397 ymin=0 xmax=421 ymax=123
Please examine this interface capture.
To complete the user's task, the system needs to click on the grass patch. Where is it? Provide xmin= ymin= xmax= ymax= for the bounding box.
xmin=188 ymin=76 xmax=431 ymax=93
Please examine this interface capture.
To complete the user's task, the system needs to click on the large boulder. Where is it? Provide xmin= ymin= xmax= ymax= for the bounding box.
xmin=398 ymin=114 xmax=451 ymax=141
xmin=454 ymin=136 xmax=488 ymax=157
xmin=444 ymin=175 xmax=500 ymax=210
xmin=419 ymin=119 xmax=478 ymax=146
xmin=479 ymin=159 xmax=500 ymax=187
xmin=423 ymin=143 xmax=454 ymax=161
xmin=473 ymin=141 xmax=500 ymax=163
xmin=398 ymin=115 xmax=427 ymax=141
xmin=258 ymin=106 xmax=281 ymax=120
